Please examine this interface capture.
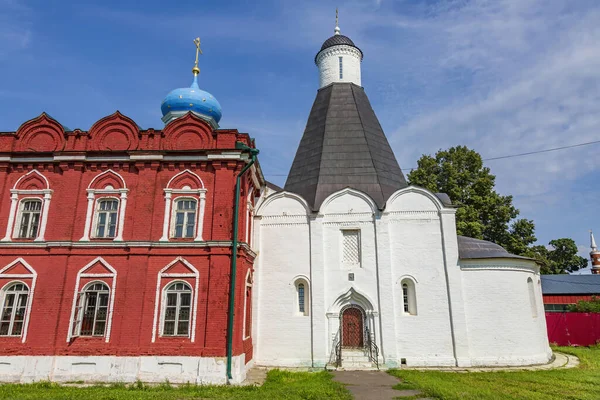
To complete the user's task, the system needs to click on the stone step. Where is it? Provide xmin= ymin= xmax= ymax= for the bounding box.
xmin=342 ymin=362 xmax=375 ymax=368
xmin=342 ymin=357 xmax=371 ymax=363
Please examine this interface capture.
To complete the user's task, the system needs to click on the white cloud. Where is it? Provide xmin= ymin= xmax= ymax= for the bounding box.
xmin=366 ymin=0 xmax=600 ymax=201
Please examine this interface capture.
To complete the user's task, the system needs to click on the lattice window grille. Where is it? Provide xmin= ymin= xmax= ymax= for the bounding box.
xmin=342 ymin=230 xmax=361 ymax=266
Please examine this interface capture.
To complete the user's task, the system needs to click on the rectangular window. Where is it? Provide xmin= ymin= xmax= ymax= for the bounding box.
xmin=544 ymin=304 xmax=569 ymax=312
xmin=173 ymin=199 xmax=197 ymax=238
xmin=95 ymin=199 xmax=119 ymax=238
xmin=342 ymin=230 xmax=361 ymax=267
xmin=244 ymin=286 xmax=252 ymax=337
xmin=18 ymin=200 xmax=42 ymax=239
xmin=162 ymin=282 xmax=192 ymax=337
xmin=339 ymin=57 xmax=343 ymax=79
xmin=0 ymin=292 xmax=28 ymax=336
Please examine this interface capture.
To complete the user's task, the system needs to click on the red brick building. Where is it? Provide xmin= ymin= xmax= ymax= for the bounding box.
xmin=0 ymin=108 xmax=263 ymax=383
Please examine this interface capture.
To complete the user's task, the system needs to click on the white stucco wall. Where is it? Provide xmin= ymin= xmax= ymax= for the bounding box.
xmin=0 ymin=355 xmax=247 ymax=384
xmin=460 ymin=261 xmax=552 ymax=366
xmin=320 ymin=190 xmax=381 ymax=365
xmin=254 ymin=186 xmax=552 ymax=369
xmin=316 ymin=45 xmax=362 ymax=88
xmin=385 ymin=189 xmax=456 ymax=367
xmin=254 ymin=193 xmax=312 ymax=366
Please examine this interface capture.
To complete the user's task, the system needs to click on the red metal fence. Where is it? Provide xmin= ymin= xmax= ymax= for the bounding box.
xmin=546 ymin=312 xmax=600 ymax=346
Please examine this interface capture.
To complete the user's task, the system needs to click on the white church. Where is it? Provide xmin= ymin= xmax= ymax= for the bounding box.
xmin=252 ymin=20 xmax=551 ymax=369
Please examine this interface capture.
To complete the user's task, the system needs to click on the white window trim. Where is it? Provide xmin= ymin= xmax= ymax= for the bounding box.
xmin=80 ymin=170 xmax=128 ymax=242
xmin=160 ymin=170 xmax=207 ymax=242
xmin=159 ymin=281 xmax=193 ymax=337
xmin=168 ymin=196 xmax=201 ymax=239
xmin=245 ymin=187 xmax=254 ymax=246
xmin=399 ymin=277 xmax=418 ymax=316
xmin=151 ymin=257 xmax=199 ymax=343
xmin=71 ymin=281 xmax=111 ymax=338
xmin=12 ymin=197 xmax=44 ymax=240
xmin=243 ymin=270 xmax=253 ymax=339
xmin=0 ymin=281 xmax=30 ymax=338
xmin=292 ymin=275 xmax=310 ymax=317
xmin=67 ymin=257 xmax=117 ymax=343
xmin=2 ymin=170 xmax=52 ymax=242
xmin=0 ymin=258 xmax=37 ymax=343
xmin=90 ymin=196 xmax=121 ymax=239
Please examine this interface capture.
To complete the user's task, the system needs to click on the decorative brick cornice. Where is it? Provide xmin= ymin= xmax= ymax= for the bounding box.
xmin=460 ymin=263 xmax=538 ymax=273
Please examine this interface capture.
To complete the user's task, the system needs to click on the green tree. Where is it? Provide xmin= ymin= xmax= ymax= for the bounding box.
xmin=527 ymin=238 xmax=589 ymax=274
xmin=407 ymin=146 xmax=588 ymax=274
xmin=567 ymin=296 xmax=600 ymax=313
xmin=407 ymin=146 xmax=536 ymax=252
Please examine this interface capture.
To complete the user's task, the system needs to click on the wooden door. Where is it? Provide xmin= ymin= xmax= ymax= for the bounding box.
xmin=342 ymin=307 xmax=364 ymax=348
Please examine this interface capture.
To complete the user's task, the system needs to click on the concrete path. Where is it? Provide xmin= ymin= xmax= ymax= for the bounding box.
xmin=403 ymin=352 xmax=579 ymax=372
xmin=332 ymin=370 xmax=430 ymax=400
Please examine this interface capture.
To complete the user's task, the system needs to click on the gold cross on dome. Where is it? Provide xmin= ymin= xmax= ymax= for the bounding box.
xmin=193 ymin=37 xmax=202 ymax=75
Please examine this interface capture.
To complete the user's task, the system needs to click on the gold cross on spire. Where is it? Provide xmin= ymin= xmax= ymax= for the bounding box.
xmin=193 ymin=37 xmax=202 ymax=76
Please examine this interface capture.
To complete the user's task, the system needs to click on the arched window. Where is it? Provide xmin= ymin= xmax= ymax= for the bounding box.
xmin=243 ymin=272 xmax=252 ymax=339
xmin=3 ymin=170 xmax=52 ymax=242
xmin=172 ymin=199 xmax=197 ymax=238
xmin=162 ymin=282 xmax=192 ymax=336
xmin=298 ymin=283 xmax=305 ymax=313
xmin=0 ymin=282 xmax=29 ymax=336
xmin=295 ymin=279 xmax=309 ymax=316
xmin=528 ymin=277 xmax=537 ymax=318
xmin=401 ymin=279 xmax=417 ymax=316
xmin=73 ymin=282 xmax=110 ymax=337
xmin=93 ymin=198 xmax=119 ymax=238
xmin=16 ymin=199 xmax=42 ymax=239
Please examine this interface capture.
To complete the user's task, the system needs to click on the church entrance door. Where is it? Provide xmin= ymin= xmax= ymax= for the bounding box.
xmin=341 ymin=306 xmax=364 ymax=348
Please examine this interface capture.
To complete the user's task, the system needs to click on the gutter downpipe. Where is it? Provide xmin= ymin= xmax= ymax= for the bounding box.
xmin=227 ymin=142 xmax=259 ymax=383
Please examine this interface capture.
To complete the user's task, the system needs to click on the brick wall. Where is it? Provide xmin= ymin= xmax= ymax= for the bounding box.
xmin=0 ymin=111 xmax=259 ymax=360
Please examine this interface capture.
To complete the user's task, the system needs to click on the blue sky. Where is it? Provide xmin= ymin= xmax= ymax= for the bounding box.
xmin=1 ymin=0 xmax=599 ymax=270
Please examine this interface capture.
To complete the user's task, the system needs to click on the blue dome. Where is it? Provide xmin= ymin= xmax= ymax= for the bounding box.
xmin=161 ymin=75 xmax=222 ymax=124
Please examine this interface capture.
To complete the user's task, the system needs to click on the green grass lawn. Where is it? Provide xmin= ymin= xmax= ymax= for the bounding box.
xmin=0 ymin=370 xmax=352 ymax=400
xmin=389 ymin=346 xmax=600 ymax=400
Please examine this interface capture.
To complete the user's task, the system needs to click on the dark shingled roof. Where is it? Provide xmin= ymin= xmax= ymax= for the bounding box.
xmin=317 ymin=35 xmax=363 ymax=59
xmin=541 ymin=274 xmax=600 ymax=295
xmin=457 ymin=235 xmax=532 ymax=260
xmin=435 ymin=193 xmax=452 ymax=207
xmin=266 ymin=181 xmax=284 ymax=192
xmin=284 ymin=83 xmax=408 ymax=210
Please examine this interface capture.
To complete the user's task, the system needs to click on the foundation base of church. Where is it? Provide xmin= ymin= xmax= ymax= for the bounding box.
xmin=0 ymin=355 xmax=248 ymax=385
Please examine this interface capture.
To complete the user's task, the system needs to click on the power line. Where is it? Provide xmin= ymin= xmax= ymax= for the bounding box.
xmin=483 ymin=139 xmax=600 ymax=162
xmin=263 ymin=139 xmax=600 ymax=177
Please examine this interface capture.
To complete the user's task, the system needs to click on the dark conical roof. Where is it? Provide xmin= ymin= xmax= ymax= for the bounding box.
xmin=284 ymin=83 xmax=408 ymax=210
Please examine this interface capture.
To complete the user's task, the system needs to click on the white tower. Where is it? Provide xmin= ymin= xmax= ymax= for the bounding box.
xmin=591 ymin=231 xmax=600 ymax=274
xmin=315 ymin=9 xmax=363 ymax=88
